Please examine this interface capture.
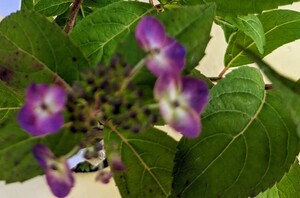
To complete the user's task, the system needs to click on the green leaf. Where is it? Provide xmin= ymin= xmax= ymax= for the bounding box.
xmin=225 ymin=10 xmax=300 ymax=68
xmin=21 ymin=0 xmax=34 ymax=10
xmin=83 ymin=0 xmax=121 ymax=8
xmin=182 ymin=0 xmax=300 ymax=16
xmin=171 ymin=67 xmax=300 ymax=197
xmin=0 ymin=10 xmax=90 ymax=90
xmin=189 ymin=69 xmax=214 ymax=89
xmin=0 ymin=10 xmax=88 ymax=182
xmin=243 ymin=48 xmax=300 ymax=136
xmin=105 ymin=124 xmax=177 ymax=198
xmin=54 ymin=5 xmax=94 ymax=28
xmin=227 ymin=15 xmax=265 ymax=54
xmin=70 ymin=1 xmax=153 ymax=66
xmin=0 ymin=82 xmax=84 ymax=183
xmin=214 ymin=18 xmax=237 ymax=42
xmin=34 ymin=0 xmax=72 ymax=17
xmin=257 ymin=160 xmax=300 ymax=198
xmin=159 ymin=4 xmax=216 ymax=73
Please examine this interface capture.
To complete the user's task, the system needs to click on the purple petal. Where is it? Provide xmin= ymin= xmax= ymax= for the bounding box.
xmin=43 ymin=85 xmax=66 ymax=112
xmin=154 ymin=74 xmax=181 ymax=100
xmin=96 ymin=171 xmax=113 ymax=184
xmin=135 ymin=16 xmax=167 ymax=51
xmin=146 ymin=37 xmax=185 ymax=77
xmin=25 ymin=84 xmax=66 ymax=112
xmin=26 ymin=84 xmax=49 ymax=106
xmin=45 ymin=159 xmax=74 ymax=198
xmin=159 ymin=99 xmax=201 ymax=137
xmin=18 ymin=104 xmax=64 ymax=136
xmin=182 ymin=77 xmax=209 ymax=113
xmin=37 ymin=113 xmax=64 ymax=134
xmin=32 ymin=144 xmax=74 ymax=198
xmin=161 ymin=37 xmax=186 ymax=71
xmin=32 ymin=144 xmax=54 ymax=169
xmin=18 ymin=83 xmax=66 ymax=136
xmin=111 ymin=155 xmax=126 ymax=172
xmin=170 ymin=108 xmax=201 ymax=138
xmin=18 ymin=104 xmax=41 ymax=136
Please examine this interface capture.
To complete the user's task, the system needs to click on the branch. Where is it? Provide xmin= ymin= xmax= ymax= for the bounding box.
xmin=65 ymin=0 xmax=83 ymax=34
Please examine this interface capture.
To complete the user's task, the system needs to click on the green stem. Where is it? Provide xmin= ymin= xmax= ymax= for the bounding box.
xmin=147 ymin=103 xmax=159 ymax=109
xmin=120 ymin=58 xmax=146 ymax=92
xmin=218 ymin=66 xmax=230 ymax=78
xmin=80 ymin=6 xmax=85 ymax=18
xmin=64 ymin=145 xmax=80 ymax=159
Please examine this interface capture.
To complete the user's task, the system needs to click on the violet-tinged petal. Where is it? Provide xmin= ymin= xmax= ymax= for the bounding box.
xmin=135 ymin=16 xmax=166 ymax=51
xmin=154 ymin=74 xmax=181 ymax=100
xmin=18 ymin=104 xmax=41 ymax=136
xmin=38 ymin=113 xmax=64 ymax=135
xmin=26 ymin=84 xmax=66 ymax=112
xmin=160 ymin=37 xmax=186 ymax=71
xmin=156 ymin=75 xmax=206 ymax=137
xmin=32 ymin=144 xmax=74 ymax=198
xmin=18 ymin=105 xmax=64 ymax=136
xmin=44 ymin=85 xmax=66 ymax=112
xmin=32 ymin=144 xmax=54 ymax=169
xmin=145 ymin=56 xmax=173 ymax=77
xmin=111 ymin=155 xmax=126 ymax=172
xmin=18 ymin=83 xmax=66 ymax=136
xmin=171 ymin=108 xmax=201 ymax=138
xmin=146 ymin=37 xmax=185 ymax=77
xmin=25 ymin=84 xmax=49 ymax=106
xmin=95 ymin=171 xmax=113 ymax=184
xmin=181 ymin=77 xmax=209 ymax=113
xmin=45 ymin=159 xmax=74 ymax=198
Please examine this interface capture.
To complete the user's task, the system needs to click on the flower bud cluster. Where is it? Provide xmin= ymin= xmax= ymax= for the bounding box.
xmin=66 ymin=55 xmax=158 ymax=146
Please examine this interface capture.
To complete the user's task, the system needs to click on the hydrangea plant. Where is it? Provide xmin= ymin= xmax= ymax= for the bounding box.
xmin=1 ymin=0 xmax=300 ymax=197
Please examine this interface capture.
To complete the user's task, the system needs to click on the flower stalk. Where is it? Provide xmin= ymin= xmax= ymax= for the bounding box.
xmin=65 ymin=0 xmax=84 ymax=34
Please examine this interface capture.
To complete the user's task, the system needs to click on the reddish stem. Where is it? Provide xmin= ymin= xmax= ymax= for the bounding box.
xmin=65 ymin=0 xmax=83 ymax=34
xmin=218 ymin=66 xmax=230 ymax=78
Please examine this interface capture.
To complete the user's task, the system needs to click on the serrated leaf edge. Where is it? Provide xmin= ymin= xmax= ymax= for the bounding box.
xmin=226 ymin=17 xmax=300 ymax=67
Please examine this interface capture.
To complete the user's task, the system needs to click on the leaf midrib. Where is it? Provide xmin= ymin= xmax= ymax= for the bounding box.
xmin=0 ymin=29 xmax=68 ymax=88
xmin=182 ymin=89 xmax=267 ymax=194
xmin=108 ymin=122 xmax=168 ymax=196
xmin=0 ymin=107 xmax=21 ymax=111
xmin=77 ymin=5 xmax=154 ymax=58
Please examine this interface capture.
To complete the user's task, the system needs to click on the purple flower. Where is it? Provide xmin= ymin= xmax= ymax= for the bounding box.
xmin=18 ymin=84 xmax=66 ymax=136
xmin=154 ymin=75 xmax=209 ymax=138
xmin=110 ymin=154 xmax=126 ymax=172
xmin=95 ymin=170 xmax=113 ymax=184
xmin=32 ymin=144 xmax=74 ymax=198
xmin=135 ymin=16 xmax=186 ymax=76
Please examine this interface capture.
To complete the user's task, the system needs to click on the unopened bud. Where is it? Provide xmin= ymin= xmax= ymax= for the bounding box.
xmin=95 ymin=170 xmax=113 ymax=184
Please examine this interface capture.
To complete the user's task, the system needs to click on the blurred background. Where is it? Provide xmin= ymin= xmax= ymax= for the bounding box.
xmin=0 ymin=0 xmax=21 ymax=17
